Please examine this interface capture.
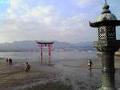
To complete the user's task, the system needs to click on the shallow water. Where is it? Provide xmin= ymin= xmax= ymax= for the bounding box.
xmin=0 ymin=50 xmax=120 ymax=90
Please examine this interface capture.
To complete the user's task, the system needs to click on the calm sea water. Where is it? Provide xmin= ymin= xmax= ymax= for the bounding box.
xmin=0 ymin=50 xmax=96 ymax=62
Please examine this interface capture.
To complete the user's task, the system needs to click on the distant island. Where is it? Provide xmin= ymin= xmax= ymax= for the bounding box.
xmin=0 ymin=41 xmax=96 ymax=52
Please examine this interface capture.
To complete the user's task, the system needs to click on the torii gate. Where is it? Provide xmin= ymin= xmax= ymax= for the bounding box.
xmin=36 ymin=41 xmax=54 ymax=64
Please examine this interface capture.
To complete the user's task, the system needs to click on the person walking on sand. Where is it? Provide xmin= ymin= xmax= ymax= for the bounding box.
xmin=88 ymin=59 xmax=93 ymax=70
xmin=25 ymin=62 xmax=31 ymax=72
xmin=8 ymin=58 xmax=13 ymax=65
xmin=6 ymin=58 xmax=9 ymax=64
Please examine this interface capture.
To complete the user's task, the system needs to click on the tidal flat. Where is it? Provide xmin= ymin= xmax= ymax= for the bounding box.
xmin=0 ymin=51 xmax=119 ymax=90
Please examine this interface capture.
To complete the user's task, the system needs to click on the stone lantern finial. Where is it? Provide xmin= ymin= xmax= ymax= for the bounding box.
xmin=102 ymin=0 xmax=110 ymax=14
xmin=105 ymin=0 xmax=107 ymax=4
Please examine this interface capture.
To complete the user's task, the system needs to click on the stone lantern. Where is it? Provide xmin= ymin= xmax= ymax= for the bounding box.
xmin=89 ymin=1 xmax=120 ymax=90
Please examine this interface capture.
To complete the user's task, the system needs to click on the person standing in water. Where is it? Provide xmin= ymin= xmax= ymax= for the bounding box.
xmin=6 ymin=58 xmax=9 ymax=64
xmin=9 ymin=58 xmax=13 ymax=65
xmin=25 ymin=62 xmax=31 ymax=72
xmin=88 ymin=59 xmax=93 ymax=70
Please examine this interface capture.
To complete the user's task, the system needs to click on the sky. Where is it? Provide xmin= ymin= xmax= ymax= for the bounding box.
xmin=0 ymin=0 xmax=120 ymax=43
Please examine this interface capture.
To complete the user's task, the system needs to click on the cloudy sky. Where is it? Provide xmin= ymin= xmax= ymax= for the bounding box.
xmin=0 ymin=0 xmax=120 ymax=43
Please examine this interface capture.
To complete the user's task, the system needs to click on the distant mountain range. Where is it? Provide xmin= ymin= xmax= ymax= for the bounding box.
xmin=0 ymin=41 xmax=96 ymax=52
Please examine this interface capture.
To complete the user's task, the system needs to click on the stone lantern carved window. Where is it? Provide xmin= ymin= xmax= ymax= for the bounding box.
xmin=98 ymin=26 xmax=107 ymax=40
xmin=106 ymin=26 xmax=116 ymax=39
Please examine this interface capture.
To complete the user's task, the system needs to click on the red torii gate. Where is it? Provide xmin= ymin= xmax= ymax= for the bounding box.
xmin=36 ymin=41 xmax=54 ymax=64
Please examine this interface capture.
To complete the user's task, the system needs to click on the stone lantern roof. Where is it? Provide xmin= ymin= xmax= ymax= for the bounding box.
xmin=96 ymin=3 xmax=117 ymax=22
xmin=89 ymin=1 xmax=120 ymax=27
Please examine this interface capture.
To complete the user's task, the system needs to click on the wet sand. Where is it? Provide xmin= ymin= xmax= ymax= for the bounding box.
xmin=0 ymin=61 xmax=63 ymax=90
xmin=0 ymin=55 xmax=120 ymax=90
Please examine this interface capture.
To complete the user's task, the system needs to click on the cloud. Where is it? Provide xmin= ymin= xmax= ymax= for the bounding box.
xmin=0 ymin=0 xmax=97 ymax=43
xmin=7 ymin=0 xmax=58 ymax=24
xmin=73 ymin=0 xmax=98 ymax=6
xmin=74 ymin=0 xmax=92 ymax=5
xmin=72 ymin=0 xmax=102 ymax=12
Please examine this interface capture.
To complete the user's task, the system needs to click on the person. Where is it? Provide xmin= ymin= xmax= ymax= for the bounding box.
xmin=88 ymin=59 xmax=93 ymax=70
xmin=25 ymin=62 xmax=31 ymax=72
xmin=6 ymin=58 xmax=9 ymax=64
xmin=8 ymin=58 xmax=13 ymax=65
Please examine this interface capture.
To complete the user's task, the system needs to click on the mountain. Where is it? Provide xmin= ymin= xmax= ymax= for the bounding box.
xmin=0 ymin=41 xmax=95 ymax=52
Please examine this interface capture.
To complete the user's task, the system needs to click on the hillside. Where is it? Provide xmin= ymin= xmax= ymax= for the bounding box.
xmin=0 ymin=41 xmax=95 ymax=52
